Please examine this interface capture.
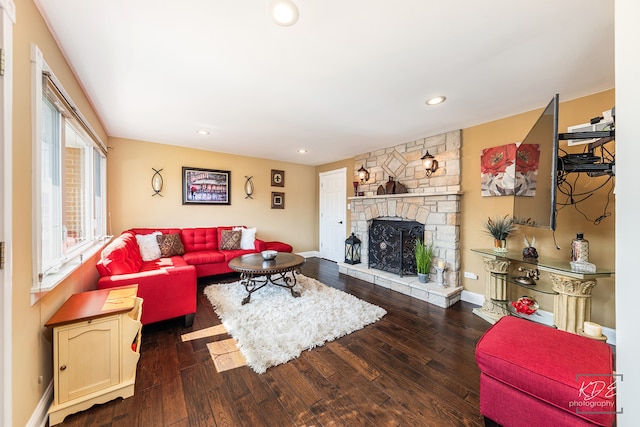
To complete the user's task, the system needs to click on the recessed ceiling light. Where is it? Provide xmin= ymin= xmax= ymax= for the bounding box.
xmin=426 ymin=96 xmax=446 ymax=106
xmin=196 ymin=130 xmax=210 ymax=135
xmin=269 ymin=0 xmax=299 ymax=26
xmin=298 ymin=149 xmax=308 ymax=154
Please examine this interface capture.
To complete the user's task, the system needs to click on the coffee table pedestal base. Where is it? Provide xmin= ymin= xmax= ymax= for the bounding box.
xmin=240 ymin=270 xmax=301 ymax=305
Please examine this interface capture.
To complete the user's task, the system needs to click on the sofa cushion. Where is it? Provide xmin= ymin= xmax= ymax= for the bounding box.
xmin=220 ymin=229 xmax=242 ymax=250
xmin=156 ymin=233 xmax=185 ymax=257
xmin=136 ymin=231 xmax=162 ymax=261
xmin=139 ymin=256 xmax=189 ymax=272
xmin=183 ymin=250 xmax=225 ymax=265
xmin=97 ymin=233 xmax=143 ymax=276
xmin=181 ymin=228 xmax=218 ymax=252
xmin=221 ymin=249 xmax=259 ymax=262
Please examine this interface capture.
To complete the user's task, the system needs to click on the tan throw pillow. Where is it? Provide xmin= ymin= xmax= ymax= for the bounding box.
xmin=156 ymin=233 xmax=185 ymax=257
xmin=220 ymin=229 xmax=242 ymax=250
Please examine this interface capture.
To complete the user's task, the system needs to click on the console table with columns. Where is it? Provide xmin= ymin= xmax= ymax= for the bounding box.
xmin=471 ymin=248 xmax=614 ymax=334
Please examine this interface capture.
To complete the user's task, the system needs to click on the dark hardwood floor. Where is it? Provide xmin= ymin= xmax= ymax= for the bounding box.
xmin=56 ymin=257 xmax=491 ymax=427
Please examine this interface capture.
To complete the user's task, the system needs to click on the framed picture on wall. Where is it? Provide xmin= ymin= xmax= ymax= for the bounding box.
xmin=271 ymin=169 xmax=285 ymax=187
xmin=271 ymin=192 xmax=285 ymax=209
xmin=182 ymin=167 xmax=231 ymax=205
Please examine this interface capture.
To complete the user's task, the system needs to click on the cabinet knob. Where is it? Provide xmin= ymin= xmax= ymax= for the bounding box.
xmin=60 ymin=365 xmax=66 ymax=371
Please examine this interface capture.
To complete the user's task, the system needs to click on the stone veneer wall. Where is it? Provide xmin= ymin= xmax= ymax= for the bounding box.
xmin=354 ymin=130 xmax=461 ymax=195
xmin=350 ymin=129 xmax=462 ymax=288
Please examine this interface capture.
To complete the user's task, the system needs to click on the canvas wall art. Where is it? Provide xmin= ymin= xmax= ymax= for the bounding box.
xmin=481 ymin=143 xmax=540 ymax=196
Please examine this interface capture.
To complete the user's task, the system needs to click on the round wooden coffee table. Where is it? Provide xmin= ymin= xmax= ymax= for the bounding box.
xmin=228 ymin=253 xmax=305 ymax=304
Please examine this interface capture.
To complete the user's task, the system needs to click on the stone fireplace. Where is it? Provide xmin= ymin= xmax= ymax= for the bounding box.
xmin=340 ymin=192 xmax=463 ymax=307
xmin=338 ymin=130 xmax=464 ymax=308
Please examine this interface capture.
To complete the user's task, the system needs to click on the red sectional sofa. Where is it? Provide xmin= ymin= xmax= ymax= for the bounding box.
xmin=96 ymin=227 xmax=293 ymax=326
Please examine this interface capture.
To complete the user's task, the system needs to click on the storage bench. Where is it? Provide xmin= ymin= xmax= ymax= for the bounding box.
xmin=475 ymin=316 xmax=615 ymax=426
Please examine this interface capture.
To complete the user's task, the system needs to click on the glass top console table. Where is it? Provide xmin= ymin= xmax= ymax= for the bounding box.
xmin=471 ymin=248 xmax=614 ymax=333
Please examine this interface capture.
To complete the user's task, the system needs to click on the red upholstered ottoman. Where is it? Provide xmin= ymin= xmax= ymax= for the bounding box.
xmin=476 ymin=316 xmax=615 ymax=427
xmin=264 ymin=241 xmax=293 ymax=252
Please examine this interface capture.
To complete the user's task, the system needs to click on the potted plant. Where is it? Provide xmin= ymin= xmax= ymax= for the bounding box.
xmin=483 ymin=215 xmax=516 ymax=252
xmin=414 ymin=240 xmax=434 ymax=283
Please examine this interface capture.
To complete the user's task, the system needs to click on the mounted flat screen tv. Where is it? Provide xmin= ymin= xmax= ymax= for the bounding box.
xmin=513 ymin=94 xmax=559 ymax=230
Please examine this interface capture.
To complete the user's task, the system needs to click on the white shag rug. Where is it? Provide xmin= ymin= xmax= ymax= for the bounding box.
xmin=204 ymin=274 xmax=386 ymax=374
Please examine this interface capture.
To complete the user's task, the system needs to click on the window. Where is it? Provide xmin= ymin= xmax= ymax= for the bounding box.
xmin=31 ymin=45 xmax=108 ymax=294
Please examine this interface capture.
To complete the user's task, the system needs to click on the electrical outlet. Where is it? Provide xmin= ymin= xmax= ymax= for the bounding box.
xmin=464 ymin=272 xmax=478 ymax=280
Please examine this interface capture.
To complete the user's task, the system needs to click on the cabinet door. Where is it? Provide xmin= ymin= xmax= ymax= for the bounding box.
xmin=56 ymin=317 xmax=120 ymax=404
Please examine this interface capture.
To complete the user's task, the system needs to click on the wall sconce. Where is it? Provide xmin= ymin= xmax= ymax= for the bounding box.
xmin=421 ymin=151 xmax=439 ymax=177
xmin=358 ymin=166 xmax=370 ymax=184
xmin=344 ymin=233 xmax=362 ymax=265
xmin=244 ymin=176 xmax=255 ymax=199
xmin=151 ymin=168 xmax=163 ymax=196
xmin=269 ymin=0 xmax=299 ymax=26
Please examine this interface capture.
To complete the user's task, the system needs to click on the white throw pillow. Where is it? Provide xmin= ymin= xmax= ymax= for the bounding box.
xmin=136 ymin=232 xmax=162 ymax=261
xmin=234 ymin=227 xmax=257 ymax=250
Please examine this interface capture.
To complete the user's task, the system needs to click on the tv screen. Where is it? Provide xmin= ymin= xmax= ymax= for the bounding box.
xmin=513 ymin=94 xmax=559 ymax=230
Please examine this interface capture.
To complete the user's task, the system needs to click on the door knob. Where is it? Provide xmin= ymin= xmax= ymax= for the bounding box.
xmin=338 ymin=221 xmax=343 ymax=224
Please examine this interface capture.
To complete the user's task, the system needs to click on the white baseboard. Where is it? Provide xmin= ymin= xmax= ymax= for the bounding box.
xmin=27 ymin=379 xmax=52 ymax=427
xmin=461 ymin=290 xmax=484 ymax=306
xmin=461 ymin=290 xmax=616 ymax=345
xmin=299 ymin=251 xmax=320 ymax=258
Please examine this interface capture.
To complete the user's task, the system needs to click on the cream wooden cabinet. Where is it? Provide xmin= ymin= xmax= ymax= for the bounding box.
xmin=46 ymin=285 xmax=143 ymax=426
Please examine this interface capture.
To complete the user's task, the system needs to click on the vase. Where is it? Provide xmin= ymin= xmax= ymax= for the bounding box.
xmin=418 ymin=272 xmax=429 ymax=283
xmin=493 ymin=239 xmax=507 ymax=253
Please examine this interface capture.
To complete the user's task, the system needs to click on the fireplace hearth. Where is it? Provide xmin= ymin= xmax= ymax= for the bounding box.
xmin=368 ymin=220 xmax=424 ymax=277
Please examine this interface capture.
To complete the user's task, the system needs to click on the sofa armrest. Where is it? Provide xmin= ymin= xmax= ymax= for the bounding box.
xmin=254 ymin=239 xmax=267 ymax=252
xmin=97 ymin=264 xmax=197 ymax=325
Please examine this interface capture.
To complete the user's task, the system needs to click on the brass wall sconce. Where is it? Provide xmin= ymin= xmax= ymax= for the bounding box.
xmin=151 ymin=168 xmax=163 ymax=196
xmin=421 ymin=151 xmax=439 ymax=177
xmin=357 ymin=166 xmax=370 ymax=184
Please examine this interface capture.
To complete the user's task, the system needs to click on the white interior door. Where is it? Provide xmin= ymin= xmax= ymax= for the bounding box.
xmin=0 ymin=1 xmax=14 ymax=425
xmin=319 ymin=168 xmax=347 ymax=262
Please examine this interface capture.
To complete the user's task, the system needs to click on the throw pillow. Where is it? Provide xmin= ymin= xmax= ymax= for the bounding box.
xmin=136 ymin=232 xmax=162 ymax=261
xmin=240 ymin=227 xmax=257 ymax=250
xmin=156 ymin=233 xmax=185 ymax=257
xmin=220 ymin=229 xmax=242 ymax=250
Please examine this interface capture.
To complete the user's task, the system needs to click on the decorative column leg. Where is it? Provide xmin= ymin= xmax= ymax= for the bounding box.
xmin=473 ymin=258 xmax=511 ymax=324
xmin=550 ymin=274 xmax=597 ymax=333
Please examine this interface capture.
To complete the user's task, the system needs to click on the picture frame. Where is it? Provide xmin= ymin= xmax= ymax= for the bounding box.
xmin=182 ymin=167 xmax=231 ymax=205
xmin=271 ymin=169 xmax=285 ymax=187
xmin=271 ymin=192 xmax=285 ymax=209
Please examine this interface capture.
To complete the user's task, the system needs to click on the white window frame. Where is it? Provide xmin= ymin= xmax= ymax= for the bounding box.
xmin=30 ymin=44 xmax=109 ymax=302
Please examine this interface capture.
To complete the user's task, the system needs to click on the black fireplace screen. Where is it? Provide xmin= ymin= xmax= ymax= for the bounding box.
xmin=368 ymin=220 xmax=424 ymax=276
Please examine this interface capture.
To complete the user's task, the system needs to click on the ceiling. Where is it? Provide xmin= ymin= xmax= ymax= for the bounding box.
xmin=34 ymin=0 xmax=614 ymax=166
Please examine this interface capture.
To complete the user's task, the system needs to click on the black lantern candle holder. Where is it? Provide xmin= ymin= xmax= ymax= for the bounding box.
xmin=344 ymin=233 xmax=362 ymax=265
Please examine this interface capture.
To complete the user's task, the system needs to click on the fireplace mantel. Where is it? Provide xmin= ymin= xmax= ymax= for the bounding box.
xmin=349 ymin=191 xmax=463 ymax=201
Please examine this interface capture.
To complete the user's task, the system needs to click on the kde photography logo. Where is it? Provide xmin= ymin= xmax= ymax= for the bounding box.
xmin=570 ymin=374 xmax=622 ymax=415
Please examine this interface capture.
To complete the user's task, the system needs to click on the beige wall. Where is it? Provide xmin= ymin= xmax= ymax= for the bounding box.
xmin=12 ymin=1 xmax=110 ymax=426
xmin=461 ymin=89 xmax=616 ymax=327
xmin=107 ymin=138 xmax=318 ymax=252
xmin=10 ymin=2 xmax=618 ymax=425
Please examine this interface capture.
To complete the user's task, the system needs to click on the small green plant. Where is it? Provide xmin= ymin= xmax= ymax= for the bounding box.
xmin=483 ymin=215 xmax=516 ymax=241
xmin=414 ymin=240 xmax=434 ymax=274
